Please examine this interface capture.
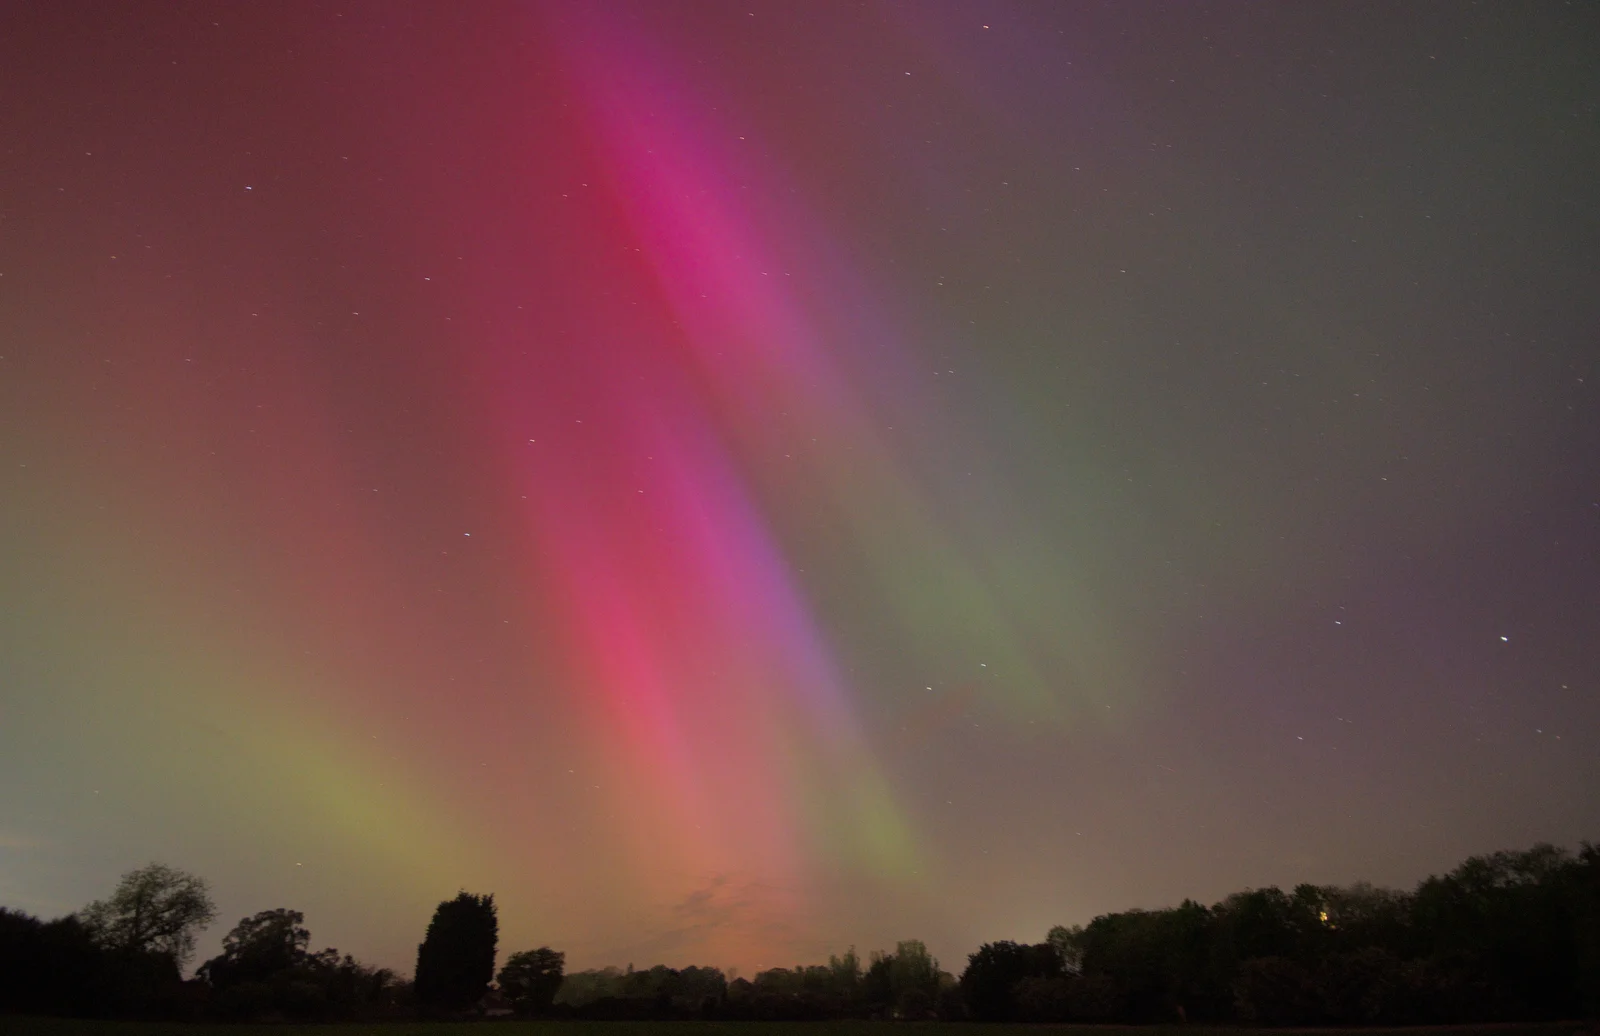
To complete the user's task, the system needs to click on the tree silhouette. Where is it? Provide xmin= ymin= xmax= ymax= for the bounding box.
xmin=198 ymin=908 xmax=310 ymax=988
xmin=414 ymin=891 xmax=497 ymax=1012
xmin=828 ymin=946 xmax=862 ymax=1005
xmin=960 ymin=940 xmax=1061 ymax=1020
xmin=497 ymin=946 xmax=564 ymax=1015
xmin=1047 ymin=924 xmax=1085 ymax=974
xmin=78 ymin=862 xmax=216 ymax=969
xmin=0 ymin=909 xmax=108 ymax=1016
xmin=872 ymin=939 xmax=942 ymax=1018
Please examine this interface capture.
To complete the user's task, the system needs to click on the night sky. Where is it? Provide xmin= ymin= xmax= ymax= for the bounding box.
xmin=2 ymin=1 xmax=1597 ymax=976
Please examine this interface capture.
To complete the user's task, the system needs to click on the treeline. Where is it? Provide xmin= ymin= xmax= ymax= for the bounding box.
xmin=551 ymin=843 xmax=1599 ymax=1023
xmin=522 ymin=842 xmax=1600 ymax=1024
xmin=0 ymin=864 xmax=408 ymax=1020
xmin=971 ymin=842 xmax=1600 ymax=1024
xmin=2 ymin=841 xmax=1596 ymax=1023
xmin=554 ymin=940 xmax=950 ymax=1020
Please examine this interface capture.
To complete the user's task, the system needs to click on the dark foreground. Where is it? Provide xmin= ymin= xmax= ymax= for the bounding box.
xmin=5 ymin=1019 xmax=1596 ymax=1036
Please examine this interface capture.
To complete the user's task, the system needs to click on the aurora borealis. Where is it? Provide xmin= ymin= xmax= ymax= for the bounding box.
xmin=1 ymin=0 xmax=1596 ymax=975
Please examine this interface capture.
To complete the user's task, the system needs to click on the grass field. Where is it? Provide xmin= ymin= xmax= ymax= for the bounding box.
xmin=3 ymin=1019 xmax=1594 ymax=1036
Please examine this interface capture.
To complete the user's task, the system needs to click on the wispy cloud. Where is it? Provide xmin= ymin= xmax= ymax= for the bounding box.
xmin=0 ymin=829 xmax=49 ymax=851
xmin=596 ymin=874 xmax=832 ymax=971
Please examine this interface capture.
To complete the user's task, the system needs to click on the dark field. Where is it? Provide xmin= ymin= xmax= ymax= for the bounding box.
xmin=4 ymin=1020 xmax=1595 ymax=1036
